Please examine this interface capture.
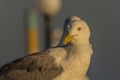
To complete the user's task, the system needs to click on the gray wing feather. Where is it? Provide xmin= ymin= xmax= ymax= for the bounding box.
xmin=0 ymin=50 xmax=63 ymax=80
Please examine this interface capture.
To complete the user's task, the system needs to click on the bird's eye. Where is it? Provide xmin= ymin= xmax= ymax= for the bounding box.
xmin=77 ymin=27 xmax=81 ymax=31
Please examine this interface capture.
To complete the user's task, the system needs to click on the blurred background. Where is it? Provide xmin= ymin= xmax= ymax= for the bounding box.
xmin=0 ymin=0 xmax=120 ymax=80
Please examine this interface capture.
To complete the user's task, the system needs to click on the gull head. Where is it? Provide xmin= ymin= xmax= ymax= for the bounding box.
xmin=64 ymin=16 xmax=91 ymax=45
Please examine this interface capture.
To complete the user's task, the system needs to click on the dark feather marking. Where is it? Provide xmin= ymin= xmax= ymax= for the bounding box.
xmin=0 ymin=49 xmax=63 ymax=80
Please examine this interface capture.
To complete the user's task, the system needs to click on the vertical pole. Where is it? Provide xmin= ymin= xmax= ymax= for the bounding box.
xmin=43 ymin=14 xmax=51 ymax=49
xmin=27 ymin=9 xmax=40 ymax=54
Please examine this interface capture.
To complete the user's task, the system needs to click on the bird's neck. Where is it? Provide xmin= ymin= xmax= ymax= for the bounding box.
xmin=71 ymin=39 xmax=90 ymax=45
xmin=60 ymin=42 xmax=93 ymax=80
xmin=65 ymin=41 xmax=92 ymax=61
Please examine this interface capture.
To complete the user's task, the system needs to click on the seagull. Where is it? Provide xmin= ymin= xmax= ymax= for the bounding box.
xmin=0 ymin=16 xmax=93 ymax=80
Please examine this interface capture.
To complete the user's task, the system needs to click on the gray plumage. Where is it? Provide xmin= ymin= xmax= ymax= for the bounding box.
xmin=0 ymin=49 xmax=63 ymax=80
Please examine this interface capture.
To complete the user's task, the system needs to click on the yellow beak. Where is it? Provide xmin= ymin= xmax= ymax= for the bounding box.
xmin=64 ymin=35 xmax=73 ymax=45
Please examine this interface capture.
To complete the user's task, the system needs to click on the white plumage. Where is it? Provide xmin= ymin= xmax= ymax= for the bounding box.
xmin=50 ymin=16 xmax=93 ymax=80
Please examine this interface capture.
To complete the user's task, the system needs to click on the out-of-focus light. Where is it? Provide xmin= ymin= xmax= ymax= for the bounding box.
xmin=36 ymin=0 xmax=62 ymax=16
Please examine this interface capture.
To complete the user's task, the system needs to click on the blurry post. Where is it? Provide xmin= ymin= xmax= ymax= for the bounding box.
xmin=27 ymin=9 xmax=40 ymax=54
xmin=43 ymin=14 xmax=51 ymax=49
xmin=35 ymin=0 xmax=62 ymax=49
xmin=51 ymin=28 xmax=63 ymax=47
